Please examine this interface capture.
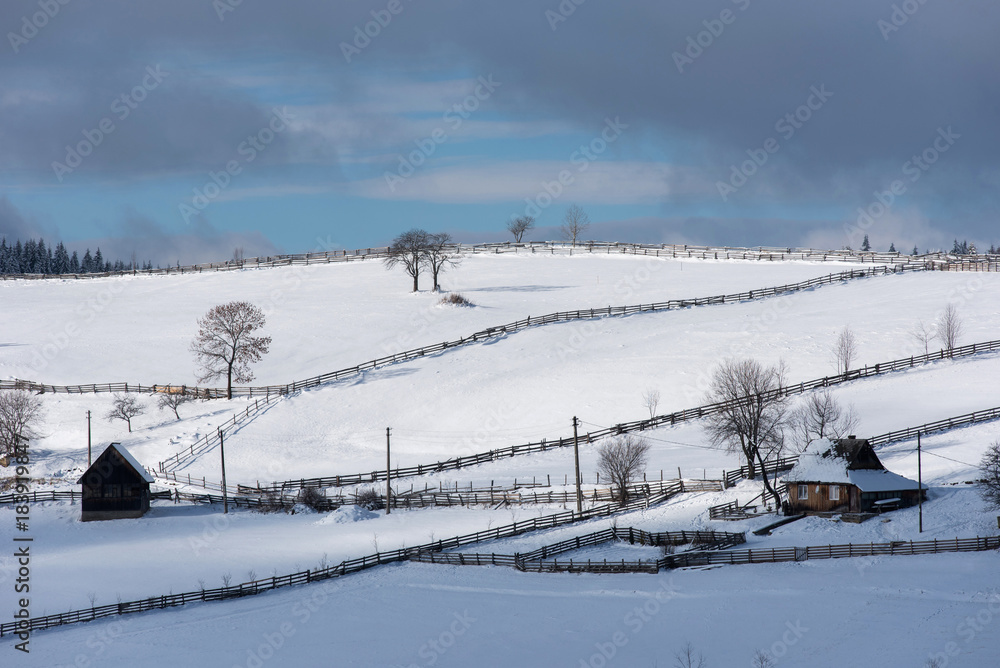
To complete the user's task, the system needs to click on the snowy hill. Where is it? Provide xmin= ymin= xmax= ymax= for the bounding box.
xmin=2 ymin=252 xmax=999 ymax=666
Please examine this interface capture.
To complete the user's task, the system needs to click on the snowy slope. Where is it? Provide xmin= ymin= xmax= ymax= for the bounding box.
xmin=2 ymin=253 xmax=1000 ymax=667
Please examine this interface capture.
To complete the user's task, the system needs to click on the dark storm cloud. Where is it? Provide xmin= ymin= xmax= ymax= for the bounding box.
xmin=1 ymin=0 xmax=997 ymax=240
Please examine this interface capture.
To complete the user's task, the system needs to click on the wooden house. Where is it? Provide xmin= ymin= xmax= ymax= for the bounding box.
xmin=782 ymin=437 xmax=925 ymax=515
xmin=77 ymin=443 xmax=154 ymax=521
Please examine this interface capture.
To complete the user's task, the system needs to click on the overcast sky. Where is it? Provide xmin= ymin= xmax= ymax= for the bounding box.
xmin=0 ymin=0 xmax=997 ymax=264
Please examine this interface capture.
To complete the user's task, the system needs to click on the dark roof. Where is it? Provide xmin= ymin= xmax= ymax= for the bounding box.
xmin=827 ymin=437 xmax=884 ymax=471
xmin=76 ymin=443 xmax=155 ymax=484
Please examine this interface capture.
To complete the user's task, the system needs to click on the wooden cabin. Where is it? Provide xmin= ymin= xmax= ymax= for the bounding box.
xmin=77 ymin=443 xmax=154 ymax=521
xmin=782 ymin=437 xmax=925 ymax=515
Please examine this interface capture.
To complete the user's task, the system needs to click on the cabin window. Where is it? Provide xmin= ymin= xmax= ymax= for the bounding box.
xmin=797 ymin=484 xmax=808 ymax=500
xmin=829 ymin=485 xmax=840 ymax=501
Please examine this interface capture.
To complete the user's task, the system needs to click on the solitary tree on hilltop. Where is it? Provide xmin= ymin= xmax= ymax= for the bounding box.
xmin=424 ymin=232 xmax=461 ymax=292
xmin=191 ymin=301 xmax=271 ymax=399
xmin=560 ymin=204 xmax=590 ymax=246
xmin=506 ymin=216 xmax=535 ymax=243
xmin=384 ymin=229 xmax=430 ymax=292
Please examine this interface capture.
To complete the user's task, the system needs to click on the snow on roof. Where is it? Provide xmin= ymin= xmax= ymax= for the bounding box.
xmin=782 ymin=438 xmax=925 ymax=491
xmin=782 ymin=439 xmax=850 ymax=484
xmin=111 ymin=444 xmax=155 ymax=483
xmin=77 ymin=443 xmax=155 ymax=484
xmin=848 ymin=469 xmax=925 ymax=492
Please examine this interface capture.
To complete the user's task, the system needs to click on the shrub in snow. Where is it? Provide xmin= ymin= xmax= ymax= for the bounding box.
xmin=297 ymin=487 xmax=329 ymax=512
xmin=355 ymin=487 xmax=383 ymax=510
xmin=438 ymin=292 xmax=474 ymax=307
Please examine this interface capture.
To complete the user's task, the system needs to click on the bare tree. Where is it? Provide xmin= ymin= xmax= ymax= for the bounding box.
xmin=673 ymin=643 xmax=707 ymax=668
xmin=506 ymin=215 xmax=534 ymax=243
xmin=832 ymin=326 xmax=857 ymax=375
xmin=596 ymin=434 xmax=651 ymax=505
xmin=642 ymin=388 xmax=661 ymax=419
xmin=190 ymin=301 xmax=272 ymax=399
xmin=751 ymin=649 xmax=775 ymax=668
xmin=703 ymin=358 xmax=788 ymax=508
xmin=157 ymin=392 xmax=193 ymax=420
xmin=383 ymin=228 xmax=430 ymax=292
xmin=787 ymin=390 xmax=859 ymax=453
xmin=560 ymin=204 xmax=590 ymax=246
xmin=938 ymin=303 xmax=963 ymax=352
xmin=911 ymin=320 xmax=934 ymax=355
xmin=0 ymin=390 xmax=45 ymax=457
xmin=232 ymin=246 xmax=245 ymax=266
xmin=105 ymin=394 xmax=145 ymax=433
xmin=978 ymin=441 xmax=1000 ymax=508
xmin=424 ymin=232 xmax=462 ymax=292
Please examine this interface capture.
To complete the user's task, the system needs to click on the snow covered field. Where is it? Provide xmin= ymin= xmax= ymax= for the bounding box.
xmin=2 ymin=253 xmax=1000 ymax=666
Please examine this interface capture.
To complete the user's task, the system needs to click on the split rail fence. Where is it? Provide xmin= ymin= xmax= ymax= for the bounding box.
xmin=0 ymin=487 xmax=680 ymax=637
xmin=0 ymin=240 xmax=952 ymax=284
xmin=2 ymin=264 xmax=912 ymax=405
xmin=256 ymin=337 xmax=1000 ymax=492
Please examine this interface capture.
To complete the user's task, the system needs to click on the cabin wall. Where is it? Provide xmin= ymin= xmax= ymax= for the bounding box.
xmin=785 ymin=482 xmax=852 ymax=513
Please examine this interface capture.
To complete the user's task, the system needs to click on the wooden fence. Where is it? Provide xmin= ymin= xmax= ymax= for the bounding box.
xmin=0 ymin=487 xmax=679 ymax=638
xmin=256 ymin=338 xmax=1000 ymax=492
xmin=660 ymin=535 xmax=1000 ymax=569
xmin=0 ymin=240 xmax=945 ymax=284
xmin=2 ymin=264 xmax=912 ymax=405
xmin=156 ymin=395 xmax=282 ymax=473
xmin=412 ymin=526 xmax=746 ymax=572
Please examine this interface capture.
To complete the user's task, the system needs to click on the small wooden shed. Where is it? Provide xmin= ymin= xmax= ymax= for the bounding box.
xmin=783 ymin=437 xmax=925 ymax=515
xmin=77 ymin=443 xmax=154 ymax=521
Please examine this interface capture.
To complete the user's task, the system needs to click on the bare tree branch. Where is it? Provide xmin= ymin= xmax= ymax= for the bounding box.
xmin=597 ymin=434 xmax=651 ymax=505
xmin=560 ymin=204 xmax=590 ymax=246
xmin=788 ymin=390 xmax=859 ymax=453
xmin=703 ymin=358 xmax=788 ymax=508
xmin=938 ymin=303 xmax=963 ymax=352
xmin=105 ymin=393 xmax=145 ymax=433
xmin=157 ymin=392 xmax=193 ymax=420
xmin=832 ymin=326 xmax=857 ymax=375
xmin=506 ymin=216 xmax=534 ymax=243
xmin=0 ymin=390 xmax=44 ymax=456
xmin=424 ymin=232 xmax=461 ymax=292
xmin=911 ymin=320 xmax=934 ymax=355
xmin=383 ymin=228 xmax=430 ymax=292
xmin=642 ymin=388 xmax=660 ymax=419
xmin=190 ymin=301 xmax=271 ymax=399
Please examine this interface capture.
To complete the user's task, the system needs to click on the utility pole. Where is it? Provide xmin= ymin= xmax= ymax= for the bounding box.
xmin=573 ymin=417 xmax=582 ymax=513
xmin=86 ymin=410 xmax=92 ymax=466
xmin=917 ymin=432 xmax=923 ymax=533
xmin=386 ymin=427 xmax=392 ymax=515
xmin=219 ymin=428 xmax=228 ymax=514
